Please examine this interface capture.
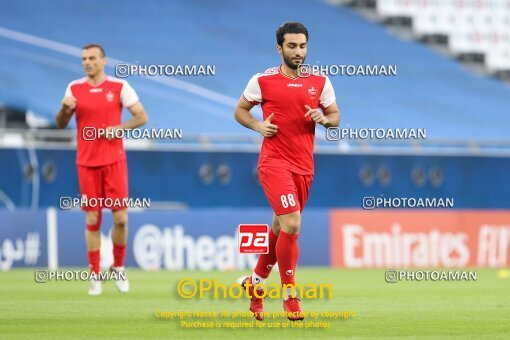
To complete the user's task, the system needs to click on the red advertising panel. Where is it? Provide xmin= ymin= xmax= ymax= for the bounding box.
xmin=330 ymin=210 xmax=510 ymax=268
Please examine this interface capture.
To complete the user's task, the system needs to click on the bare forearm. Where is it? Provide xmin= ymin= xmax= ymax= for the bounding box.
xmin=324 ymin=111 xmax=340 ymax=128
xmin=235 ymin=107 xmax=260 ymax=132
xmin=55 ymin=107 xmax=73 ymax=129
xmin=118 ymin=114 xmax=147 ymax=130
xmin=234 ymin=98 xmax=277 ymax=137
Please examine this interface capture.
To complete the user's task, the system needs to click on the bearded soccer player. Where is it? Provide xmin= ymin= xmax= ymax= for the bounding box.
xmin=55 ymin=44 xmax=148 ymax=296
xmin=234 ymin=22 xmax=340 ymax=321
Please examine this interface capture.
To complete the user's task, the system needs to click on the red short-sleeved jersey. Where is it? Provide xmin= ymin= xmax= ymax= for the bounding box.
xmin=242 ymin=66 xmax=336 ymax=175
xmin=65 ymin=76 xmax=139 ymax=167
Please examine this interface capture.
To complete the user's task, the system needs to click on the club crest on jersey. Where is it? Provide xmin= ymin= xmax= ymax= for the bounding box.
xmin=106 ymin=91 xmax=114 ymax=102
xmin=308 ymin=86 xmax=318 ymax=99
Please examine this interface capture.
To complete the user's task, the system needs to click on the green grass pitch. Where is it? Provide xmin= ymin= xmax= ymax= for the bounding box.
xmin=1 ymin=268 xmax=509 ymax=339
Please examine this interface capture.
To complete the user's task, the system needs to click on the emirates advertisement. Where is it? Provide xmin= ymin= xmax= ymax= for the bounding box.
xmin=330 ymin=210 xmax=510 ymax=268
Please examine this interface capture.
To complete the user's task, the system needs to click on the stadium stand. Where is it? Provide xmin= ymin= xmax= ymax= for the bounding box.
xmin=372 ymin=0 xmax=510 ymax=73
xmin=0 ymin=0 xmax=509 ymax=139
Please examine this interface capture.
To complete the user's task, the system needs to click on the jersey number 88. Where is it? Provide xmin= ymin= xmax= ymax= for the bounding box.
xmin=280 ymin=194 xmax=296 ymax=209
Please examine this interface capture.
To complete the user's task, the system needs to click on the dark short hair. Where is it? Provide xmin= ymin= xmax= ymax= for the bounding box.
xmin=82 ymin=43 xmax=105 ymax=57
xmin=276 ymin=22 xmax=309 ymax=46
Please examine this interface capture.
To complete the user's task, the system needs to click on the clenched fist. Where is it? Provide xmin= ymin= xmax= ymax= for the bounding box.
xmin=61 ymin=96 xmax=76 ymax=112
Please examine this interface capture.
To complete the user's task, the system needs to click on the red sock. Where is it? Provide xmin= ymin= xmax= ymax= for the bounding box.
xmin=276 ymin=230 xmax=299 ymax=285
xmin=254 ymin=228 xmax=279 ymax=278
xmin=113 ymin=244 xmax=126 ymax=268
xmin=86 ymin=210 xmax=102 ymax=232
xmin=88 ymin=250 xmax=100 ymax=274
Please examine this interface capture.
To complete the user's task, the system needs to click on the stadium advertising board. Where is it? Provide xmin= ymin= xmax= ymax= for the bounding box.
xmin=330 ymin=210 xmax=510 ymax=268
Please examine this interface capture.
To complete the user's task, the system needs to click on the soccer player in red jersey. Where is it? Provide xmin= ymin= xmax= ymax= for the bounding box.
xmin=55 ymin=44 xmax=148 ymax=295
xmin=235 ymin=22 xmax=340 ymax=320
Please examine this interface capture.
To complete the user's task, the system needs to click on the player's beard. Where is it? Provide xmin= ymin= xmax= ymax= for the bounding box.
xmin=282 ymin=51 xmax=305 ymax=70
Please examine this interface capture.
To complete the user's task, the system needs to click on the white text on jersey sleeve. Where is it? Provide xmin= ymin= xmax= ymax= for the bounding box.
xmin=242 ymin=75 xmax=262 ymax=105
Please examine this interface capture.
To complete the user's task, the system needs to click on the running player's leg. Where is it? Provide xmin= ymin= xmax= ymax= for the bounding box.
xmin=240 ymin=213 xmax=278 ymax=321
xmin=258 ymin=166 xmax=301 ymax=287
xmin=85 ymin=210 xmax=102 ymax=274
xmin=277 ymin=172 xmax=313 ymax=321
xmin=78 ymin=165 xmax=103 ymax=295
xmin=111 ymin=209 xmax=128 ymax=268
xmin=104 ymin=160 xmax=129 ymax=292
xmin=276 ymin=210 xmax=300 ymax=287
xmin=252 ymin=213 xmax=280 ymax=284
xmin=104 ymin=159 xmax=129 ymax=269
xmin=259 ymin=166 xmax=305 ymax=319
xmin=277 ymin=209 xmax=304 ymax=321
xmin=78 ymin=165 xmax=103 ymax=274
xmin=277 ymin=172 xmax=312 ymax=291
xmin=240 ymin=166 xmax=294 ymax=320
xmin=85 ymin=209 xmax=102 ymax=296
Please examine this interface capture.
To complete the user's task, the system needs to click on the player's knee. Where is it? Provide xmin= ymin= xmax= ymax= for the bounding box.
xmin=113 ymin=214 xmax=128 ymax=229
xmin=280 ymin=212 xmax=301 ymax=234
xmin=86 ymin=214 xmax=98 ymax=226
xmin=286 ymin=212 xmax=301 ymax=227
xmin=86 ymin=211 xmax=100 ymax=230
xmin=284 ymin=224 xmax=300 ymax=235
